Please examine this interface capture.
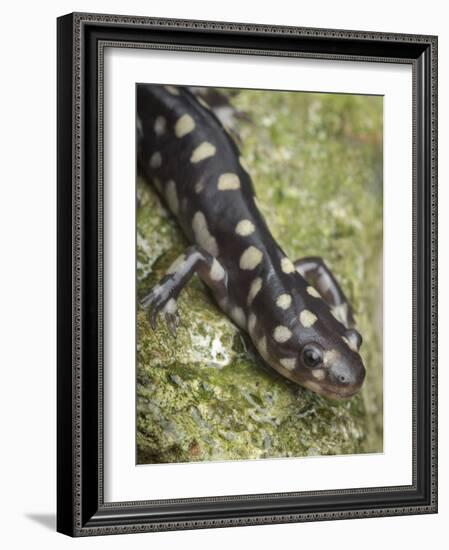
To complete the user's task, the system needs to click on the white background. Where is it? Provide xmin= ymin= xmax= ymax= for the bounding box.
xmin=0 ymin=1 xmax=446 ymax=549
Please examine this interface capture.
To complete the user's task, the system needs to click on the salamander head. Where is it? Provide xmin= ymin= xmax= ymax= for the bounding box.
xmin=288 ymin=326 xmax=365 ymax=399
xmin=250 ymin=277 xmax=366 ymax=399
xmin=272 ymin=322 xmax=365 ymax=399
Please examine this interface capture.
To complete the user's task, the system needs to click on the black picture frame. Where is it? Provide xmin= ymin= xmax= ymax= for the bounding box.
xmin=57 ymin=12 xmax=438 ymax=536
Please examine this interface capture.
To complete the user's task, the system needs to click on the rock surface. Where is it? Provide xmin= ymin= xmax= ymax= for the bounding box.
xmin=137 ymin=89 xmax=383 ymax=464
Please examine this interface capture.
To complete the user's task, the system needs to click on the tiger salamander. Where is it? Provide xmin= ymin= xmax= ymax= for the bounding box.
xmin=137 ymin=84 xmax=366 ymax=400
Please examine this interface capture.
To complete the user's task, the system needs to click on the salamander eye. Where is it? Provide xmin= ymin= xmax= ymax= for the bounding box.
xmin=301 ymin=344 xmax=323 ymax=368
xmin=345 ymin=329 xmax=363 ymax=351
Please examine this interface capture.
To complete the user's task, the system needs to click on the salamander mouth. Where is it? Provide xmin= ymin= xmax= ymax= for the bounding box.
xmin=273 ymin=360 xmax=363 ymax=399
xmin=302 ymin=379 xmax=361 ymax=400
xmin=318 ymin=386 xmax=360 ymax=400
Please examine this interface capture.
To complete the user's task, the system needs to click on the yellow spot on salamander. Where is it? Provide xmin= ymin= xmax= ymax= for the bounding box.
xmin=306 ymin=286 xmax=321 ymax=298
xmin=218 ymin=173 xmax=240 ymax=191
xmin=273 ymin=326 xmax=292 ymax=343
xmin=235 ymin=219 xmax=255 ymax=236
xmin=190 ymin=142 xmax=216 ymax=163
xmin=311 ymin=369 xmax=326 ymax=380
xmin=331 ymin=303 xmax=349 ymax=326
xmin=342 ymin=335 xmax=358 ymax=352
xmin=231 ymin=307 xmax=246 ymax=329
xmin=194 ymin=180 xmax=204 ymax=194
xmin=247 ymin=277 xmax=263 ymax=305
xmin=323 ymin=349 xmax=340 ymax=367
xmin=175 ymin=114 xmax=195 ymax=138
xmin=280 ymin=358 xmax=296 ymax=371
xmin=299 ymin=309 xmax=317 ymax=328
xmin=154 ymin=116 xmax=166 ymax=135
xmin=196 ymin=96 xmax=210 ymax=109
xmin=164 ymin=85 xmax=180 ymax=95
xmin=257 ymin=336 xmax=269 ymax=360
xmin=192 ymin=211 xmax=219 ymax=256
xmin=281 ymin=257 xmax=295 ymax=274
xmin=209 ymin=258 xmax=225 ymax=281
xmin=149 ymin=152 xmax=162 ymax=169
xmin=240 ymin=246 xmax=263 ymax=270
xmin=165 ymin=180 xmax=179 ymax=214
xmin=248 ymin=312 xmax=257 ymax=335
xmin=276 ymin=294 xmax=292 ymax=309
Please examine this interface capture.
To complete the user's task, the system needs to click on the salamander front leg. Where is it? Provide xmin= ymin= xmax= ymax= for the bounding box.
xmin=294 ymin=256 xmax=355 ymax=329
xmin=140 ymin=246 xmax=228 ymax=335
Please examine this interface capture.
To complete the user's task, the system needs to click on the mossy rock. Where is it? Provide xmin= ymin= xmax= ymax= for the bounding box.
xmin=137 ymin=89 xmax=383 ymax=464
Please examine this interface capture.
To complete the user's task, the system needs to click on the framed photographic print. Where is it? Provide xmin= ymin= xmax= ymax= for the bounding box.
xmin=57 ymin=12 xmax=438 ymax=536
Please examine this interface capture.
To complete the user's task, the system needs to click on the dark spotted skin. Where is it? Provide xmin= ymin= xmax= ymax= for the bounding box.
xmin=137 ymin=84 xmax=366 ymax=400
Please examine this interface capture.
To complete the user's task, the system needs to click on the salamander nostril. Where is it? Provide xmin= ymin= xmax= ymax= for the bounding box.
xmin=338 ymin=374 xmax=346 ymax=383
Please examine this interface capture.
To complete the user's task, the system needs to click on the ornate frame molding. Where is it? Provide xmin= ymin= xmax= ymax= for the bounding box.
xmin=57 ymin=12 xmax=437 ymax=536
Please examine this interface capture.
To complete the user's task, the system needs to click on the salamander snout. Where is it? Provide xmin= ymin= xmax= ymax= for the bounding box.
xmin=296 ymin=331 xmax=366 ymax=399
xmin=326 ymin=354 xmax=366 ymax=398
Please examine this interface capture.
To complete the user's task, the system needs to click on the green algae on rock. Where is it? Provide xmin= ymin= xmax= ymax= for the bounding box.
xmin=137 ymin=89 xmax=383 ymax=464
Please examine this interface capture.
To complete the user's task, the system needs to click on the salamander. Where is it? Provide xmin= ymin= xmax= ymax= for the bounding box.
xmin=137 ymin=84 xmax=366 ymax=399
